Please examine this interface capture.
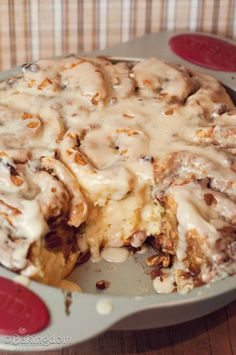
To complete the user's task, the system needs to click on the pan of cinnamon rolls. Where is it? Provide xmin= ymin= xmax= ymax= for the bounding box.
xmin=0 ymin=55 xmax=235 ymax=296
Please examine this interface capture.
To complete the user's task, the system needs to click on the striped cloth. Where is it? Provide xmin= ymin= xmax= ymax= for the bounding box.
xmin=0 ymin=0 xmax=235 ymax=71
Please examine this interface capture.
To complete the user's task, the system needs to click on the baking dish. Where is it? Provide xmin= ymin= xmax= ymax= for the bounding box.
xmin=0 ymin=259 xmax=235 ymax=351
xmin=0 ymin=31 xmax=235 ymax=351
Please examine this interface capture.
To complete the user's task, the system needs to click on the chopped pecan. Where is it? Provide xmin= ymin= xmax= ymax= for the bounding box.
xmin=91 ymin=92 xmax=100 ymax=105
xmin=11 ymin=175 xmax=24 ymax=186
xmin=38 ymin=78 xmax=53 ymax=90
xmin=96 ymin=280 xmax=110 ymax=290
xmin=204 ymin=193 xmax=217 ymax=206
xmin=27 ymin=121 xmax=39 ymax=129
xmin=196 ymin=127 xmax=214 ymax=138
xmin=27 ymin=79 xmax=36 ymax=88
xmin=188 ymin=263 xmax=201 ymax=277
xmin=123 ymin=113 xmax=135 ymax=119
xmin=145 ymin=253 xmax=170 ymax=268
xmin=165 ymin=108 xmax=174 ymax=115
xmin=74 ymin=152 xmax=87 ymax=165
xmin=22 ymin=112 xmax=33 ymax=120
xmin=149 ymin=268 xmax=164 ymax=280
xmin=116 ymin=128 xmax=139 ymax=136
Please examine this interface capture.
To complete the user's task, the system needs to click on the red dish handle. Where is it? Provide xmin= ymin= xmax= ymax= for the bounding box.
xmin=169 ymin=33 xmax=236 ymax=72
xmin=0 ymin=276 xmax=50 ymax=335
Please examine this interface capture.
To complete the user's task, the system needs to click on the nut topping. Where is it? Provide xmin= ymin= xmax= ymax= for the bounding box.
xmin=145 ymin=253 xmax=170 ymax=268
xmin=96 ymin=280 xmax=110 ymax=290
xmin=204 ymin=193 xmax=217 ymax=206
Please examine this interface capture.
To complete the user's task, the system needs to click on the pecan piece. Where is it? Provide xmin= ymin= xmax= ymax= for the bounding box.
xmin=204 ymin=193 xmax=217 ymax=206
xmin=96 ymin=280 xmax=110 ymax=290
xmin=74 ymin=152 xmax=87 ymax=165
xmin=145 ymin=253 xmax=170 ymax=268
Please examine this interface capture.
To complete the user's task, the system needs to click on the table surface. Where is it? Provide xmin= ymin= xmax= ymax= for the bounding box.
xmin=0 ymin=299 xmax=235 ymax=355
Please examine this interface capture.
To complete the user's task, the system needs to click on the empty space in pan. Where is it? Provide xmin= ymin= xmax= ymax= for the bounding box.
xmin=66 ymin=246 xmax=158 ymax=296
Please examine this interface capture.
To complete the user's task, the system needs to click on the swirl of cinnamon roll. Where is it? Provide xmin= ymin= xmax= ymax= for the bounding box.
xmin=0 ymin=155 xmax=87 ymax=285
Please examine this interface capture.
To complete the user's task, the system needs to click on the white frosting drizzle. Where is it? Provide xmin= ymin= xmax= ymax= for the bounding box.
xmin=153 ymin=273 xmax=175 ymax=294
xmin=169 ymin=183 xmax=219 ymax=261
xmin=101 ymin=247 xmax=129 ymax=263
xmin=0 ymin=192 xmax=48 ymax=270
xmin=96 ymin=299 xmax=113 ymax=315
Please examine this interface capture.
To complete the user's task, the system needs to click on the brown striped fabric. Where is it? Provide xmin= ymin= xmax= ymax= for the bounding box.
xmin=0 ymin=0 xmax=235 ymax=71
